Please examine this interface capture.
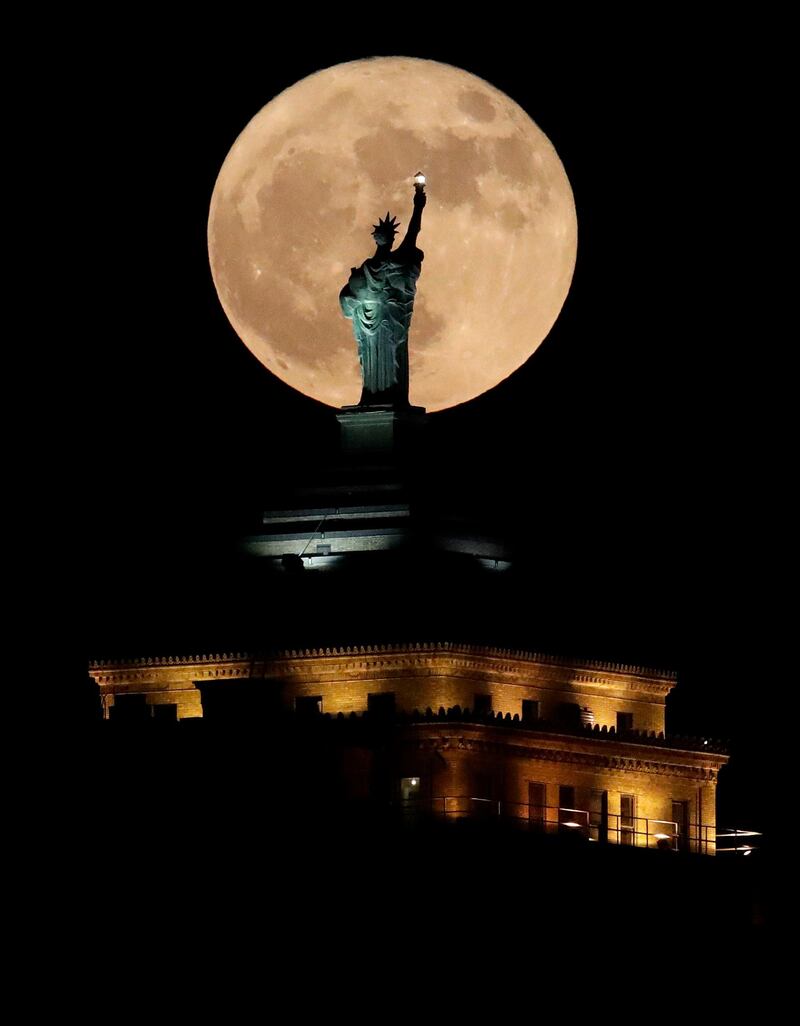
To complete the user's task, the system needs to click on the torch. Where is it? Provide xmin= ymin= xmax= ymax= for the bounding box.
xmin=413 ymin=170 xmax=426 ymax=194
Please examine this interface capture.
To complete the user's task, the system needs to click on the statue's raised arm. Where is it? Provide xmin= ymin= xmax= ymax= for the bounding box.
xmin=395 ymin=185 xmax=426 ymax=258
xmin=339 ymin=178 xmax=427 ymax=408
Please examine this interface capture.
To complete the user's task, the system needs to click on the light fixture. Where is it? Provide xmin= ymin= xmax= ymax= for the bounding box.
xmin=413 ymin=170 xmax=426 ymax=192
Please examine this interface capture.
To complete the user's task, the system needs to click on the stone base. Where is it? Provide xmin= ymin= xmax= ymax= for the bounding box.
xmin=336 ymin=405 xmax=427 ymax=455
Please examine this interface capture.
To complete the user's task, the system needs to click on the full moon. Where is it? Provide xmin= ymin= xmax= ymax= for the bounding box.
xmin=208 ymin=58 xmax=577 ymax=412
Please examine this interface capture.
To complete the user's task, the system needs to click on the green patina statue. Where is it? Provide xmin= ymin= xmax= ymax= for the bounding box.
xmin=339 ymin=183 xmax=426 ymax=407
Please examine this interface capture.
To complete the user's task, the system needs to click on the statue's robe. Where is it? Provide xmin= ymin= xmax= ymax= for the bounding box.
xmin=340 ymin=240 xmax=423 ymax=406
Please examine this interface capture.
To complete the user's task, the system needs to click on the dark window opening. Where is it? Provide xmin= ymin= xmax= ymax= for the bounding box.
xmin=296 ymin=695 xmax=322 ymax=716
xmin=522 ymin=699 xmax=540 ymax=723
xmin=152 ymin=703 xmax=178 ymax=722
xmin=589 ymin=790 xmax=608 ymax=843
xmin=616 ymin=712 xmax=634 ymax=732
xmin=558 ymin=785 xmax=588 ymax=834
xmin=473 ymin=693 xmax=492 ymax=715
xmin=558 ymin=785 xmax=576 ymax=830
xmin=528 ymin=781 xmax=546 ymax=828
xmin=472 ymin=772 xmax=494 ymax=817
xmin=620 ymin=793 xmax=636 ymax=845
xmin=672 ymin=799 xmax=689 ymax=852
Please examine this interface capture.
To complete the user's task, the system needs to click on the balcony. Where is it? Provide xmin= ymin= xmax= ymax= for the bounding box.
xmin=398 ymin=797 xmax=719 ymax=854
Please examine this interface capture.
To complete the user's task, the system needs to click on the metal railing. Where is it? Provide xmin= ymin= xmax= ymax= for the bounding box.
xmin=398 ymin=797 xmax=718 ymax=854
xmin=715 ymin=828 xmax=762 ymax=855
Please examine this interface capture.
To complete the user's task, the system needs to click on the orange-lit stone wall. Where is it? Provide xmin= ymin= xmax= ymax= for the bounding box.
xmin=88 ymin=645 xmax=724 ymax=853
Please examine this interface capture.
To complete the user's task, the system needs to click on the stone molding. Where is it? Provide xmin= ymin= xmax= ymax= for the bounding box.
xmin=407 ymin=726 xmax=726 ymax=781
xmin=89 ymin=642 xmax=675 ymax=697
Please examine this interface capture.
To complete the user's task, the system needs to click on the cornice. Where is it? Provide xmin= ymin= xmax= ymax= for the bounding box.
xmin=406 ymin=726 xmax=726 ymax=781
xmin=89 ymin=642 xmax=676 ymax=696
xmin=268 ymin=642 xmax=677 ymax=684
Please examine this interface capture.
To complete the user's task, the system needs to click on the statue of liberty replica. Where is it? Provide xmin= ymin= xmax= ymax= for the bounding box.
xmin=339 ymin=174 xmax=426 ymax=408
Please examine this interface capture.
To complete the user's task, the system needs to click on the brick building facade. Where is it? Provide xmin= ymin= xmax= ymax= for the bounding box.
xmin=90 ymin=642 xmax=727 ymax=854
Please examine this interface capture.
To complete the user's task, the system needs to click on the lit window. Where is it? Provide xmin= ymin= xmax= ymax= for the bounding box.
xmin=400 ymin=777 xmax=421 ymax=803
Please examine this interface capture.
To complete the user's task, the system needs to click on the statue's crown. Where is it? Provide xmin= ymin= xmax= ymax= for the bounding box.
xmin=372 ymin=212 xmax=400 ymax=239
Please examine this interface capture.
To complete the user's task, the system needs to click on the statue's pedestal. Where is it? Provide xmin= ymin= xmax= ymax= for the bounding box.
xmin=336 ymin=405 xmax=427 ymax=456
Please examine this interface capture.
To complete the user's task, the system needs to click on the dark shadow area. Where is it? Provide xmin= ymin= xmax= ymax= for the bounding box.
xmin=31 ymin=713 xmax=766 ymax=952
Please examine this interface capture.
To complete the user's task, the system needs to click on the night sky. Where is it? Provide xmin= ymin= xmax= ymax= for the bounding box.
xmin=53 ymin=17 xmax=781 ymax=831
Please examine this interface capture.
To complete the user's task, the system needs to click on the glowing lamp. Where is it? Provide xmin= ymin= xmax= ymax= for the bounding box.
xmin=413 ymin=170 xmax=426 ymax=192
xmin=410 ymin=778 xmax=418 ymax=786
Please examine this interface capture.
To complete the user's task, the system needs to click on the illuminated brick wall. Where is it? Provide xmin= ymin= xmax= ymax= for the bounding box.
xmin=90 ymin=645 xmax=675 ymax=733
xmin=88 ymin=644 xmax=724 ymax=853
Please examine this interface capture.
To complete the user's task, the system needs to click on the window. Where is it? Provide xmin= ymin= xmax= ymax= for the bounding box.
xmin=367 ymin=692 xmax=396 ymax=718
xmin=473 ymin=772 xmax=493 ymax=800
xmin=152 ymin=703 xmax=177 ymax=722
xmin=400 ymin=777 xmax=422 ymax=803
xmin=620 ymin=793 xmax=636 ymax=845
xmin=558 ymin=785 xmax=578 ymax=830
xmin=522 ymin=699 xmax=540 ymax=723
xmin=616 ymin=711 xmax=634 ymax=732
xmin=473 ymin=693 xmax=492 ymax=715
xmin=558 ymin=786 xmax=590 ymax=834
xmin=589 ymin=790 xmax=608 ymax=843
xmin=672 ymin=799 xmax=689 ymax=852
xmin=295 ymin=695 xmax=322 ymax=716
xmin=399 ymin=778 xmax=424 ymax=820
xmin=472 ymin=772 xmax=494 ymax=817
xmin=528 ymin=781 xmax=546 ymax=828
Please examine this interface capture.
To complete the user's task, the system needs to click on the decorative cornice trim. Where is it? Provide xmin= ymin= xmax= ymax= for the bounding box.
xmin=89 ymin=642 xmax=676 ymax=685
xmin=408 ymin=728 xmax=724 ymax=781
xmin=271 ymin=642 xmax=677 ymax=682
xmin=89 ymin=652 xmax=249 ymax=669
